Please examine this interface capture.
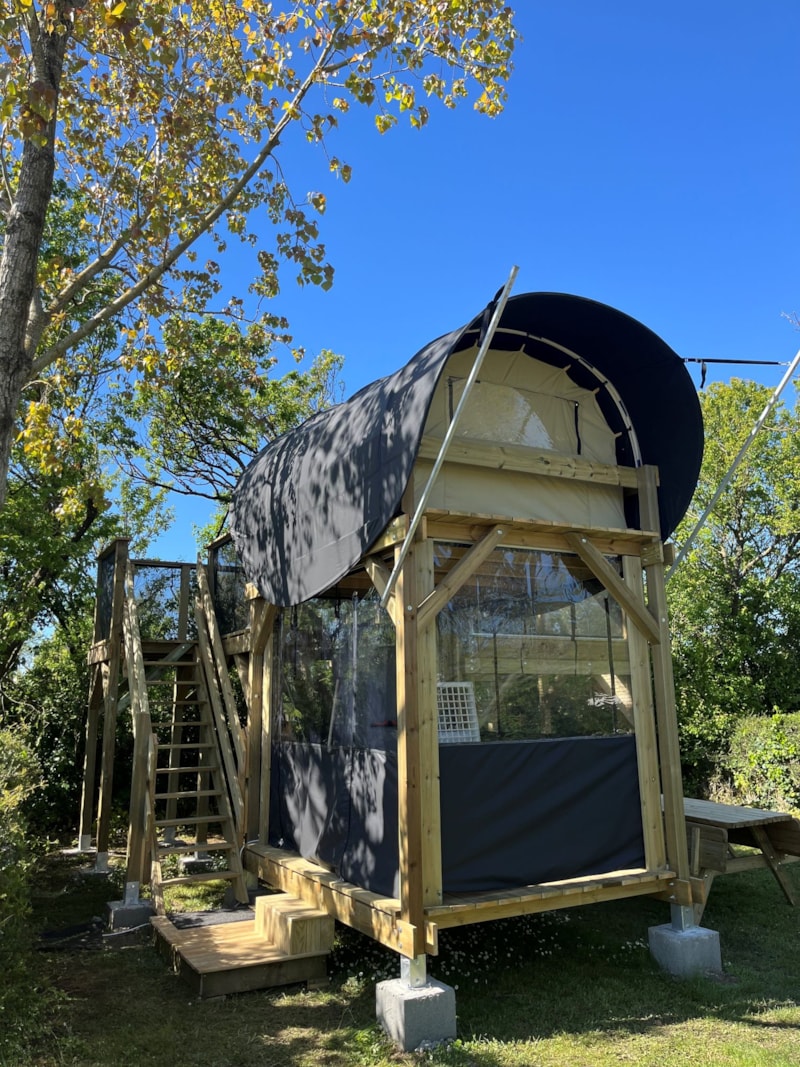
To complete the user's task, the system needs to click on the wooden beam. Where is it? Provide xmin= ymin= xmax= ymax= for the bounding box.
xmin=636 ymin=465 xmax=690 ymax=883
xmin=363 ymin=557 xmax=398 ymax=626
xmin=77 ymin=665 xmax=103 ymax=847
xmin=623 ymin=555 xmax=666 ymax=871
xmin=415 ymin=539 xmax=442 ymax=907
xmin=428 ymin=870 xmax=677 ymax=929
xmin=395 ymin=540 xmax=426 ymax=957
xmin=564 ymin=532 xmax=661 ymax=646
xmin=417 ymin=435 xmax=641 ymax=488
xmin=122 ymin=562 xmax=154 ymax=886
xmin=417 ymin=524 xmax=506 ymax=630
xmin=365 ymin=515 xmax=409 ymax=556
xmin=256 ymin=605 xmax=278 ymax=844
xmin=248 ymin=600 xmax=276 ymax=842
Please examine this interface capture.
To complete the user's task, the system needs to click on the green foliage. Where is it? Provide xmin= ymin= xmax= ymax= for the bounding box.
xmin=723 ymin=713 xmax=800 ymax=813
xmin=108 ymin=315 xmax=343 ymax=505
xmin=0 ymin=726 xmax=42 ymax=1060
xmin=668 ymin=379 xmax=800 ymax=793
xmin=1 ymin=628 xmax=92 ymax=837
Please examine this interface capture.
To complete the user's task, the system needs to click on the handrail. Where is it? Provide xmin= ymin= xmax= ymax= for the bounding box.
xmin=195 ymin=561 xmax=247 ymax=767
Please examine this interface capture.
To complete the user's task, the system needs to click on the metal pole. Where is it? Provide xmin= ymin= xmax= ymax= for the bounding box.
xmin=380 ymin=266 xmax=519 ymax=609
xmin=667 ymin=347 xmax=800 ymax=580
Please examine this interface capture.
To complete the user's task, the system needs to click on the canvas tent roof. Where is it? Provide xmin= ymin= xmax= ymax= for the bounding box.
xmin=229 ymin=291 xmax=703 ymax=607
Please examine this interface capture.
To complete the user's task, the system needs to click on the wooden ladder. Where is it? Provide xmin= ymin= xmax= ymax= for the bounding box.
xmin=144 ymin=649 xmax=248 ymax=913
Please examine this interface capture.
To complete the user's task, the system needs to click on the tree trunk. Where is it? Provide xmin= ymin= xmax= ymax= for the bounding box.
xmin=0 ymin=18 xmax=69 ymax=510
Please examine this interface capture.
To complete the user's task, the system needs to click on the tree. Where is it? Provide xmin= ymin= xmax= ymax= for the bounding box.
xmin=667 ymin=378 xmax=800 ymax=790
xmin=106 ymin=315 xmax=342 ymax=506
xmin=0 ymin=1 xmax=517 ymax=508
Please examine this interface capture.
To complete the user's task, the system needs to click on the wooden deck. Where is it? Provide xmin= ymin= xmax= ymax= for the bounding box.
xmin=151 ymin=894 xmax=332 ymax=999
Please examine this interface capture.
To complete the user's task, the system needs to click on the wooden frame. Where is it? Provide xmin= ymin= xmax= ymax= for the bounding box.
xmin=80 ymin=444 xmax=697 ymax=963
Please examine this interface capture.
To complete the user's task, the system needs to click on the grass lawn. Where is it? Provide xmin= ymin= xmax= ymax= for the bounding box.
xmin=11 ymin=850 xmax=800 ymax=1067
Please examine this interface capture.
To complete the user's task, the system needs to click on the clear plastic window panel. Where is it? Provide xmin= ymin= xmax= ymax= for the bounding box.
xmin=435 ymin=543 xmax=634 ymax=741
xmin=211 ymin=539 xmax=249 ymax=635
xmin=132 ymin=564 xmax=197 ymax=640
xmin=95 ymin=550 xmax=116 ymax=640
xmin=275 ymin=591 xmax=397 ymax=750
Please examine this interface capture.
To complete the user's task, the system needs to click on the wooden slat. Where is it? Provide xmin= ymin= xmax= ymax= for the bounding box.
xmin=418 ymin=435 xmax=641 ymax=487
xmin=424 ymin=509 xmax=660 ymax=549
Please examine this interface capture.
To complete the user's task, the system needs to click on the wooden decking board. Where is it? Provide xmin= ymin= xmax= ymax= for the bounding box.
xmin=151 ymin=914 xmax=330 ymax=998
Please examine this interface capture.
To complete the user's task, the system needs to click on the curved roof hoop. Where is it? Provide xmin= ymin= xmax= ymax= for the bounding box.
xmin=521 ymin=332 xmax=643 ymax=469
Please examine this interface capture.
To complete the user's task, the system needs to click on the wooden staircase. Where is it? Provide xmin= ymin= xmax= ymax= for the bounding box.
xmin=142 ymin=646 xmax=248 ymax=913
xmin=119 ymin=560 xmax=334 ymax=996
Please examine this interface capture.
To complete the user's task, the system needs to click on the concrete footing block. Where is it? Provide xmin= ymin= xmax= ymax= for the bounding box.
xmin=376 ymin=978 xmax=457 ymax=1052
xmin=106 ymin=898 xmax=155 ymax=931
xmin=648 ymin=923 xmax=722 ymax=978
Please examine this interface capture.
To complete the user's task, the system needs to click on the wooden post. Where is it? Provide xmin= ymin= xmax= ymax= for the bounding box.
xmin=637 ymin=466 xmax=691 ymax=885
xmin=394 ymin=526 xmax=442 ymax=959
xmin=415 ymin=539 xmax=443 ymax=908
xmin=177 ymin=564 xmax=193 ymax=641
xmin=78 ymin=539 xmax=128 ymax=855
xmin=623 ymin=554 xmax=667 ymax=871
xmin=123 ymin=562 xmax=153 ymax=888
xmin=250 ymin=597 xmax=276 ymax=844
xmin=77 ymin=666 xmax=103 ymax=850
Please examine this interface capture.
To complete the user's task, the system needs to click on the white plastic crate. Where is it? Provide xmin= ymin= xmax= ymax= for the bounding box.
xmin=437 ymin=682 xmax=481 ymax=744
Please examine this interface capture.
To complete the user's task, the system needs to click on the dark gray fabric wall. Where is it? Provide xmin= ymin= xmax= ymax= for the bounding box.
xmin=268 ymin=735 xmax=643 ymax=897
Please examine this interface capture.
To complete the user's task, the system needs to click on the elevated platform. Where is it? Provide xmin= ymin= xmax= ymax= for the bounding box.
xmin=244 ymin=842 xmax=682 ymax=957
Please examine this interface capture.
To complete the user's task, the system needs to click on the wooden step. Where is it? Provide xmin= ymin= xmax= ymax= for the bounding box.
xmin=255 ymin=894 xmax=335 ymax=956
xmin=159 ymin=869 xmax=240 ymax=888
xmin=157 ymin=841 xmax=231 ymax=857
xmin=157 ymin=742 xmax=216 ymax=751
xmin=154 ymin=788 xmax=222 ymax=801
xmin=156 ymin=815 xmax=226 ymax=828
xmin=155 ymin=764 xmax=219 ymax=775
xmin=151 ymin=916 xmax=329 ymax=999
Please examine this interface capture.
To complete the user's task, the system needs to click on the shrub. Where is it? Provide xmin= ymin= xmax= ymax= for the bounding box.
xmin=0 ymin=725 xmax=43 ymax=1059
xmin=722 ymin=712 xmax=800 ymax=813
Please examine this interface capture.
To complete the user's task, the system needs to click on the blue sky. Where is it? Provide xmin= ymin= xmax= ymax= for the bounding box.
xmin=157 ymin=1 xmax=800 ymax=557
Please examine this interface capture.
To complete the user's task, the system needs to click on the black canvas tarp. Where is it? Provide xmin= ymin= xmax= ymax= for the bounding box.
xmin=268 ymin=735 xmax=643 ymax=896
xmin=230 ymin=292 xmax=703 ymax=607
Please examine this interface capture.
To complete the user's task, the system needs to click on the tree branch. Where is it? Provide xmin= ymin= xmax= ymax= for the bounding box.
xmin=32 ymin=37 xmax=338 ymax=376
